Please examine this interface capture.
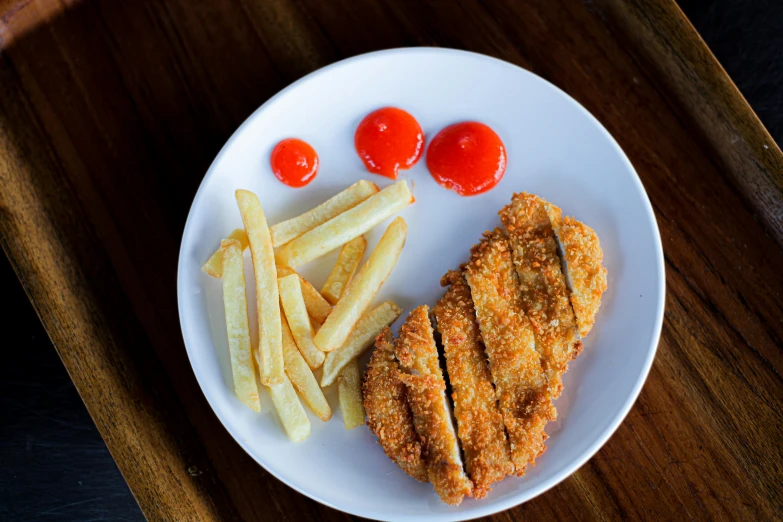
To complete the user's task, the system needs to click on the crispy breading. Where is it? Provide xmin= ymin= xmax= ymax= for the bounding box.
xmin=544 ymin=203 xmax=608 ymax=338
xmin=435 ymin=271 xmax=513 ymax=498
xmin=465 ymin=229 xmax=555 ymax=475
xmin=363 ymin=328 xmax=428 ymax=482
xmin=500 ymin=193 xmax=582 ymax=397
xmin=395 ymin=306 xmax=473 ymax=505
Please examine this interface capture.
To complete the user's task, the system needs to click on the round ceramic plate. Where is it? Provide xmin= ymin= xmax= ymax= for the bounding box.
xmin=178 ymin=48 xmax=664 ymax=521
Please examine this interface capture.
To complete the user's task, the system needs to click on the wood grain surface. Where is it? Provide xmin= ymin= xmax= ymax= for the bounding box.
xmin=1 ymin=0 xmax=781 ymax=520
xmin=598 ymin=0 xmax=783 ymax=249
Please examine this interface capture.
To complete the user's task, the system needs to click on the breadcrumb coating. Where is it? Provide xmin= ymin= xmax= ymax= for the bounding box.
xmin=435 ymin=271 xmax=513 ymax=498
xmin=395 ymin=306 xmax=473 ymax=505
xmin=363 ymin=328 xmax=428 ymax=482
xmin=545 ymin=203 xmax=608 ymax=338
xmin=500 ymin=193 xmax=581 ymax=397
xmin=465 ymin=229 xmax=555 ymax=475
xmin=363 ymin=193 xmax=608 ymax=504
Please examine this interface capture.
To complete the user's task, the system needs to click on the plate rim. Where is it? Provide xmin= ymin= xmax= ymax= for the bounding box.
xmin=177 ymin=47 xmax=666 ymax=522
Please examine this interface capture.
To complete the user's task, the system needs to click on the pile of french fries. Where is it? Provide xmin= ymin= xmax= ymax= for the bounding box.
xmin=204 ymin=180 xmax=413 ymax=442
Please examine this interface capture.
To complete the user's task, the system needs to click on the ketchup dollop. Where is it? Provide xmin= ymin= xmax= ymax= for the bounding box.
xmin=354 ymin=107 xmax=424 ymax=179
xmin=271 ymin=138 xmax=319 ymax=188
xmin=426 ymin=122 xmax=506 ymax=196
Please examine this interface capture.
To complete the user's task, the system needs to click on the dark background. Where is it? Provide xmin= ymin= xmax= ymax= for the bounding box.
xmin=1 ymin=1 xmax=780 ymax=520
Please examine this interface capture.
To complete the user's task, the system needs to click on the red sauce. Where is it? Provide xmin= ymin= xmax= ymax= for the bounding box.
xmin=354 ymin=107 xmax=424 ymax=179
xmin=426 ymin=122 xmax=506 ymax=196
xmin=271 ymin=138 xmax=319 ymax=188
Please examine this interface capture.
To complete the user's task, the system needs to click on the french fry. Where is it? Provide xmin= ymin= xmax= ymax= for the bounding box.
xmin=236 ymin=190 xmax=284 ymax=385
xmin=276 ymin=266 xmax=332 ymax=325
xmin=255 ymin=350 xmax=310 ymax=442
xmin=275 ymin=180 xmax=412 ymax=268
xmin=281 ymin=311 xmax=331 ymax=421
xmin=270 ymin=180 xmax=379 ymax=247
xmin=314 ymin=217 xmax=407 ymax=353
xmin=338 ymin=360 xmax=366 ymax=430
xmin=279 ymin=274 xmax=325 ymax=369
xmin=310 ymin=317 xmax=322 ymax=332
xmin=321 ymin=301 xmax=401 ymax=387
xmin=203 ymin=229 xmax=249 ymax=278
xmin=321 ymin=236 xmax=366 ymax=305
xmin=220 ymin=239 xmax=261 ymax=411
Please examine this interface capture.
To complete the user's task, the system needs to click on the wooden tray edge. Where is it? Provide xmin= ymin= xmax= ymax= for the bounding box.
xmin=598 ymin=0 xmax=783 ymax=247
xmin=0 ymin=59 xmax=236 ymax=522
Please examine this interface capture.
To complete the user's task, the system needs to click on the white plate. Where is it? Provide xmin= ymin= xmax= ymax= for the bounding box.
xmin=178 ymin=48 xmax=664 ymax=521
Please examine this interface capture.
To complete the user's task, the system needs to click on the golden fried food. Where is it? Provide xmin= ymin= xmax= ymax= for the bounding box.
xmin=321 ymin=301 xmax=401 ymax=387
xmin=270 ymin=179 xmax=378 ymax=247
xmin=544 ymin=203 xmax=608 ymax=337
xmin=363 ymin=328 xmax=428 ymax=482
xmin=275 ymin=265 xmax=332 ymax=327
xmin=279 ymin=274 xmax=325 ymax=369
xmin=275 ymin=180 xmax=412 ymax=268
xmin=209 ymin=180 xmax=609 ymax=498
xmin=500 ymin=193 xmax=581 ymax=397
xmin=395 ymin=306 xmax=473 ymax=505
xmin=220 ymin=239 xmax=261 ymax=412
xmin=465 ymin=228 xmax=555 ymax=475
xmin=338 ymin=360 xmax=366 ymax=430
xmin=314 ymin=217 xmax=407 ymax=352
xmin=236 ymin=189 xmax=283 ymax=385
xmin=254 ymin=349 xmax=310 ymax=443
xmin=435 ymin=271 xmax=513 ymax=498
xmin=203 ymin=229 xmax=248 ymax=278
xmin=321 ymin=235 xmax=367 ymax=305
xmin=280 ymin=310 xmax=331 ymax=421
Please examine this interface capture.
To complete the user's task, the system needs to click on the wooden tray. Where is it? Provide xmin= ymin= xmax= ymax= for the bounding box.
xmin=1 ymin=0 xmax=781 ymax=519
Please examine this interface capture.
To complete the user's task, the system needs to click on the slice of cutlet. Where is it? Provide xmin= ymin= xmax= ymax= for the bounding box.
xmin=464 ymin=228 xmax=555 ymax=475
xmin=395 ymin=306 xmax=473 ymax=505
xmin=544 ymin=203 xmax=608 ymax=338
xmin=435 ymin=271 xmax=513 ymax=498
xmin=500 ymin=193 xmax=581 ymax=397
xmin=363 ymin=328 xmax=428 ymax=482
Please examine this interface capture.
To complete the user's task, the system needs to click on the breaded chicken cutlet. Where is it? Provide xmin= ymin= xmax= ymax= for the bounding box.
xmin=435 ymin=271 xmax=513 ymax=498
xmin=464 ymin=229 xmax=555 ymax=475
xmin=362 ymin=192 xmax=608 ymax=505
xmin=363 ymin=328 xmax=428 ymax=482
xmin=395 ymin=306 xmax=473 ymax=505
xmin=500 ymin=193 xmax=581 ymax=398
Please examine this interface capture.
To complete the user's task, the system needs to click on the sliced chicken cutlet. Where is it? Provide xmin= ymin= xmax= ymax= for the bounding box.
xmin=363 ymin=328 xmax=428 ymax=482
xmin=500 ymin=193 xmax=581 ymax=397
xmin=395 ymin=306 xmax=473 ymax=505
xmin=465 ymin=228 xmax=555 ymax=475
xmin=435 ymin=271 xmax=513 ymax=498
xmin=544 ymin=203 xmax=608 ymax=338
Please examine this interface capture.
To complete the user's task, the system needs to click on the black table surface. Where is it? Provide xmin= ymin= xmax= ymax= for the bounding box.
xmin=2 ymin=1 xmax=781 ymax=520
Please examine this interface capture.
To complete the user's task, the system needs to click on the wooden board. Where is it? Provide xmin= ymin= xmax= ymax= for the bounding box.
xmin=1 ymin=0 xmax=781 ymax=519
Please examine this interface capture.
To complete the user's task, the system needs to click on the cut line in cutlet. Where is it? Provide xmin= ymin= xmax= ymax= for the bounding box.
xmin=395 ymin=306 xmax=473 ymax=505
xmin=464 ymin=228 xmax=555 ymax=475
xmin=543 ymin=202 xmax=608 ymax=338
xmin=435 ymin=270 xmax=514 ymax=498
xmin=363 ymin=328 xmax=428 ymax=482
xmin=500 ymin=193 xmax=582 ymax=398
